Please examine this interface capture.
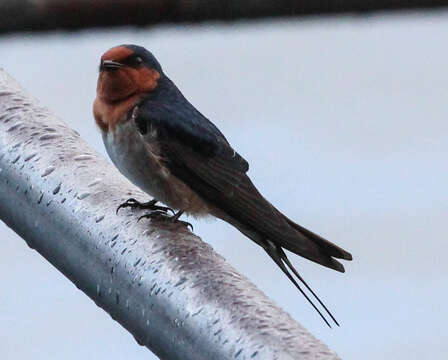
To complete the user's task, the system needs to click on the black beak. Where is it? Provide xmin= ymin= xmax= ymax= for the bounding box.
xmin=100 ymin=60 xmax=124 ymax=71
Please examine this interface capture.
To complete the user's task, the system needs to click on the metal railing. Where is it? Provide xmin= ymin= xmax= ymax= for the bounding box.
xmin=0 ymin=68 xmax=339 ymax=360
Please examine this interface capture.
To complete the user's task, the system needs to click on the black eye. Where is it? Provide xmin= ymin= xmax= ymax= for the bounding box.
xmin=129 ymin=56 xmax=143 ymax=66
xmin=122 ymin=55 xmax=143 ymax=66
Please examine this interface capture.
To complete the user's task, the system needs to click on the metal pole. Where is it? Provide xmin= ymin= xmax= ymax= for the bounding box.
xmin=0 ymin=68 xmax=339 ymax=360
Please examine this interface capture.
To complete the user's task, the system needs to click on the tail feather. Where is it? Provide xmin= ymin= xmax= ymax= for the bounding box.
xmin=276 ymin=245 xmax=339 ymax=326
xmin=263 ymin=240 xmax=336 ymax=328
xmin=215 ymin=208 xmax=352 ymax=326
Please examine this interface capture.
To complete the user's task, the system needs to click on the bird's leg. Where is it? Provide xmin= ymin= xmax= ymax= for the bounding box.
xmin=138 ymin=209 xmax=193 ymax=231
xmin=116 ymin=198 xmax=174 ymax=215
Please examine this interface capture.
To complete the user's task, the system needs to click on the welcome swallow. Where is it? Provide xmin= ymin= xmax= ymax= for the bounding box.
xmin=93 ymin=44 xmax=353 ymax=327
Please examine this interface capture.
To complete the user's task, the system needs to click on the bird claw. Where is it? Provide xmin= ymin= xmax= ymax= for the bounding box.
xmin=175 ymin=219 xmax=194 ymax=231
xmin=138 ymin=210 xmax=193 ymax=231
xmin=137 ymin=210 xmax=167 ymax=222
xmin=116 ymin=198 xmax=174 ymax=215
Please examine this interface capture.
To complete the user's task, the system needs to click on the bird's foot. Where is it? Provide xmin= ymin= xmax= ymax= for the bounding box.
xmin=138 ymin=210 xmax=193 ymax=231
xmin=116 ymin=198 xmax=174 ymax=215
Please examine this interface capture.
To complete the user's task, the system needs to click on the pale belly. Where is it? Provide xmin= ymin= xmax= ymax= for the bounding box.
xmin=102 ymin=119 xmax=211 ymax=216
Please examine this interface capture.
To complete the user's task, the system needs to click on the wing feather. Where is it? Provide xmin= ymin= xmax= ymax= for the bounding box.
xmin=136 ymin=93 xmax=350 ymax=271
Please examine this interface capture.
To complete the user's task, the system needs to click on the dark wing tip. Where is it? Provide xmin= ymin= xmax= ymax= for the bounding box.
xmin=330 ymin=258 xmax=345 ymax=273
xmin=282 ymin=215 xmax=353 ymax=265
xmin=319 ymin=256 xmax=345 ymax=273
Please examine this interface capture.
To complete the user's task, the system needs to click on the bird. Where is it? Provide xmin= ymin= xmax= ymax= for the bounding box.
xmin=93 ymin=44 xmax=352 ymax=327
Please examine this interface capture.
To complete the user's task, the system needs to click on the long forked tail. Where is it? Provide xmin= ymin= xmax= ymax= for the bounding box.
xmin=212 ymin=177 xmax=352 ymax=326
xmin=262 ymin=240 xmax=340 ymax=328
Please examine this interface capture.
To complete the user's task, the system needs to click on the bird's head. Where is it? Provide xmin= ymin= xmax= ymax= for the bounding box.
xmin=97 ymin=45 xmax=162 ymax=102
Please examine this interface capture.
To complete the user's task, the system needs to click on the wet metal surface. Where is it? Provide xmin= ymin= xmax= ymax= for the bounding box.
xmin=0 ymin=69 xmax=339 ymax=360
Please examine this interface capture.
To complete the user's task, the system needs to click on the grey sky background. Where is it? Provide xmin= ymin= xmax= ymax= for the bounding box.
xmin=1 ymin=11 xmax=447 ymax=360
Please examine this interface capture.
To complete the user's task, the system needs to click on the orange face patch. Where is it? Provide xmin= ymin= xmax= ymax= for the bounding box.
xmin=101 ymin=46 xmax=134 ymax=63
xmin=93 ymin=93 xmax=142 ymax=132
xmin=94 ymin=46 xmax=161 ymax=132
xmin=138 ymin=67 xmax=160 ymax=93
xmin=97 ymin=45 xmax=160 ymax=102
xmin=96 ymin=65 xmax=160 ymax=102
